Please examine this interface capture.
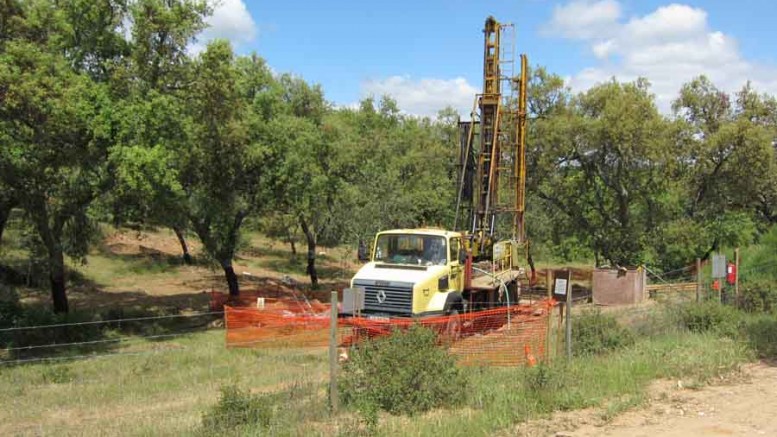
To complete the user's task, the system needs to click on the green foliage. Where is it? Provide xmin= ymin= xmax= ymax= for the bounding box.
xmin=339 ymin=325 xmax=467 ymax=417
xmin=572 ymin=310 xmax=635 ymax=356
xmin=741 ymin=225 xmax=777 ymax=282
xmin=744 ymin=315 xmax=777 ymax=359
xmin=201 ymin=385 xmax=274 ymax=434
xmin=0 ymin=284 xmax=22 ymax=328
xmin=531 ymin=78 xmax=678 ymax=266
xmin=739 ymin=279 xmax=777 ymax=313
xmin=674 ymin=301 xmax=743 ymax=337
xmin=2 ymin=0 xmax=776 ymax=308
xmin=199 ymin=382 xmax=327 ymax=436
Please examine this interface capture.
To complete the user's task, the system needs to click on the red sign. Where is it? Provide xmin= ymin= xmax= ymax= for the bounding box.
xmin=726 ymin=262 xmax=737 ymax=285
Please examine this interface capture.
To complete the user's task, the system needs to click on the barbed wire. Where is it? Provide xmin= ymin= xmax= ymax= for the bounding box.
xmin=0 ymin=310 xmax=224 ymax=333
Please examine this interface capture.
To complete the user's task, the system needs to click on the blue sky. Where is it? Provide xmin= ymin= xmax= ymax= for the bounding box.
xmin=202 ymin=0 xmax=777 ymax=115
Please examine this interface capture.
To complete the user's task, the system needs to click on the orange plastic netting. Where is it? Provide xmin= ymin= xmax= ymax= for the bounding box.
xmin=224 ymin=298 xmax=555 ymax=367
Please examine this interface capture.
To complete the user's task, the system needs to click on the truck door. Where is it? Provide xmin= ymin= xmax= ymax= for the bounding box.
xmin=449 ymin=238 xmax=463 ymax=291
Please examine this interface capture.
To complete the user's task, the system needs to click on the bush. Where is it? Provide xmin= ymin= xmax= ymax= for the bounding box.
xmin=739 ymin=279 xmax=777 ymax=313
xmin=675 ymin=301 xmax=743 ymax=337
xmin=572 ymin=311 xmax=634 ymax=356
xmin=744 ymin=316 xmax=777 ymax=359
xmin=0 ymin=307 xmax=105 ymax=352
xmin=338 ymin=324 xmax=467 ymax=417
xmin=201 ymin=385 xmax=274 ymax=434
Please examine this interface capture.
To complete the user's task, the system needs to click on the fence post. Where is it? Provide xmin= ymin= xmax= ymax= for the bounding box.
xmin=734 ymin=248 xmax=740 ymax=307
xmin=329 ymin=290 xmax=339 ymax=413
xmin=545 ymin=269 xmax=552 ymax=361
xmin=565 ymin=269 xmax=572 ymax=360
xmin=696 ymin=258 xmax=702 ymax=303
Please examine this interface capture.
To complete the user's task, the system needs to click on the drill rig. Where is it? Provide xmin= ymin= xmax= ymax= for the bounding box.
xmin=344 ymin=17 xmax=532 ymax=318
xmin=456 ymin=16 xmax=529 ymax=262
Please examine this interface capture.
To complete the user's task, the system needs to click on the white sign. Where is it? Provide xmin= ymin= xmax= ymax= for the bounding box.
xmin=554 ymin=278 xmax=568 ymax=296
xmin=712 ymin=254 xmax=727 ymax=279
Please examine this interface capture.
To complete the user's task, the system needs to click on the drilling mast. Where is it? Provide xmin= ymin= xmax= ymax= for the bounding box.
xmin=455 ymin=16 xmax=528 ymax=259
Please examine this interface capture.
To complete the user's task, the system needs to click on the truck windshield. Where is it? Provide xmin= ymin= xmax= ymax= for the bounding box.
xmin=373 ymin=234 xmax=447 ymax=266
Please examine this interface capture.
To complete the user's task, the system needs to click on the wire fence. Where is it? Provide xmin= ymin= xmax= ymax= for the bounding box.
xmin=0 ymin=310 xmax=224 ymax=366
xmin=0 ymin=310 xmax=224 ymax=333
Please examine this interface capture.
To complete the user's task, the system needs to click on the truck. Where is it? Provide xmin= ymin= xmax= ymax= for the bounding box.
xmin=343 ymin=16 xmax=533 ymax=325
xmin=350 ymin=228 xmax=523 ymax=317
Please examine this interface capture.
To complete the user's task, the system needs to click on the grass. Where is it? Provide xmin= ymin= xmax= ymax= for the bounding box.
xmin=371 ymin=331 xmax=751 ymax=436
xmin=0 ymin=322 xmax=756 ymax=436
xmin=0 ymin=330 xmax=329 ymax=436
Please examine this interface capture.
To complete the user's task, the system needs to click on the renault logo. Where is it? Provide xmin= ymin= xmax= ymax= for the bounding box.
xmin=376 ymin=289 xmax=387 ymax=304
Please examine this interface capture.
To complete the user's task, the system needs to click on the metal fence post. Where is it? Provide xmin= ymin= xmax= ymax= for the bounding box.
xmin=565 ymin=269 xmax=572 ymax=360
xmin=329 ymin=290 xmax=339 ymax=413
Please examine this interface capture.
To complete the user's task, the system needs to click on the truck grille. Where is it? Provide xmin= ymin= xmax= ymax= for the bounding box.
xmin=353 ymin=280 xmax=413 ymax=315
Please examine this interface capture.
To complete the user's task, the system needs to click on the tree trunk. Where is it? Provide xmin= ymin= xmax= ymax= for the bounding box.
xmin=173 ymin=227 xmax=193 ymax=265
xmin=0 ymin=206 xmax=9 ymax=247
xmin=286 ymin=227 xmax=297 ymax=255
xmin=299 ymin=217 xmax=318 ymax=288
xmin=49 ymin=246 xmax=69 ymax=313
xmin=0 ymin=198 xmax=15 ymax=248
xmin=222 ymin=260 xmax=240 ymax=297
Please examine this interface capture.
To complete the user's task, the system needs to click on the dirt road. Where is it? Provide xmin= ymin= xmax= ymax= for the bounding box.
xmin=514 ymin=362 xmax=777 ymax=437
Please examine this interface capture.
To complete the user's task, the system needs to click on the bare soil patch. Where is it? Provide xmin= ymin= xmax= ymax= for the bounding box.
xmin=511 ymin=362 xmax=777 ymax=437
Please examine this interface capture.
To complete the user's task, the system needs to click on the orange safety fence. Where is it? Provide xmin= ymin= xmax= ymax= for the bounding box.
xmin=224 ymin=299 xmax=556 ymax=367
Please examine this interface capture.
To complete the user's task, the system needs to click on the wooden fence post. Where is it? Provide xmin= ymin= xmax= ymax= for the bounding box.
xmin=735 ymin=248 xmax=740 ymax=307
xmin=696 ymin=258 xmax=702 ymax=303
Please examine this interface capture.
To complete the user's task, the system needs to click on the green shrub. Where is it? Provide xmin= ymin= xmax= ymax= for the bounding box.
xmin=572 ymin=310 xmax=634 ymax=356
xmin=739 ymin=279 xmax=777 ymax=313
xmin=201 ymin=385 xmax=274 ymax=434
xmin=338 ymin=324 xmax=467 ymax=417
xmin=522 ymin=363 xmax=564 ymax=392
xmin=675 ymin=301 xmax=743 ymax=337
xmin=0 ymin=308 xmax=105 ymax=352
xmin=744 ymin=316 xmax=777 ymax=359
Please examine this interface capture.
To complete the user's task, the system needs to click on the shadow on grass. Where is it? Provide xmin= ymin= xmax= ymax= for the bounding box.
xmin=0 ymin=259 xmax=217 ymax=364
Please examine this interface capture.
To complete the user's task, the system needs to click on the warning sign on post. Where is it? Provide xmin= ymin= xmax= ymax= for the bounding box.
xmin=712 ymin=254 xmax=727 ymax=279
xmin=554 ymin=278 xmax=568 ymax=296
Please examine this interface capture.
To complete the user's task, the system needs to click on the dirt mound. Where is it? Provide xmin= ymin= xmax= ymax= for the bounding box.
xmin=103 ymin=229 xmax=201 ymax=257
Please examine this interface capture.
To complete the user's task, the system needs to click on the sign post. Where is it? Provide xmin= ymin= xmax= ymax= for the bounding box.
xmin=553 ymin=269 xmax=572 ymax=359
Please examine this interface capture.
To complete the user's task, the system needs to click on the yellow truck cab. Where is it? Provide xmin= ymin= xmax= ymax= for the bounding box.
xmin=348 ymin=229 xmax=466 ymax=318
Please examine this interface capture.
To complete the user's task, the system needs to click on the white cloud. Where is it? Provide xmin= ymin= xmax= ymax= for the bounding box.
xmin=191 ymin=0 xmax=257 ymax=54
xmin=545 ymin=0 xmax=621 ymax=40
xmin=361 ymin=76 xmax=479 ymax=118
xmin=547 ymin=2 xmax=777 ymax=112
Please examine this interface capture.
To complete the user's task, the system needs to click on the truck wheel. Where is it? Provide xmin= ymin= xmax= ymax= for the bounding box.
xmin=444 ymin=309 xmax=462 ymax=344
